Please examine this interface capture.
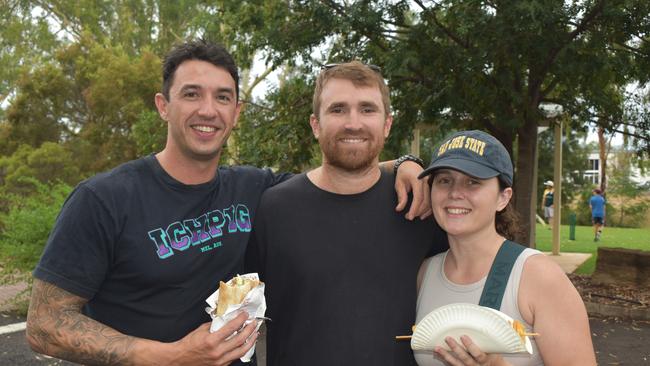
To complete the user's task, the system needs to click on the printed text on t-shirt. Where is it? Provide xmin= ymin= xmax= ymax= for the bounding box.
xmin=147 ymin=204 xmax=252 ymax=259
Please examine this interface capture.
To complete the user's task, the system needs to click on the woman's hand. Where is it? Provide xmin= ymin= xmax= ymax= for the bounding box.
xmin=433 ymin=336 xmax=508 ymax=366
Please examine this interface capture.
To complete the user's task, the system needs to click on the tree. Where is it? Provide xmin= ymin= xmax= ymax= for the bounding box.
xmin=0 ymin=0 xmax=61 ymax=111
xmin=607 ymin=149 xmax=650 ymax=227
xmin=236 ymin=75 xmax=317 ymax=172
xmin=1 ymin=1 xmax=274 ymax=175
xmin=214 ymin=0 xmax=650 ymax=246
xmin=3 ymin=1 xmax=649 ymax=246
xmin=2 ymin=37 xmax=161 ymax=174
xmin=0 ymin=142 xmax=81 ymax=200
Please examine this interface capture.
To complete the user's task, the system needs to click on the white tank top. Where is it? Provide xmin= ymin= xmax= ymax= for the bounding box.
xmin=414 ymin=248 xmax=545 ymax=366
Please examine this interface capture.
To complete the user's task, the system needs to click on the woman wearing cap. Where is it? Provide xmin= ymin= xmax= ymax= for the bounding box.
xmin=415 ymin=130 xmax=595 ymax=365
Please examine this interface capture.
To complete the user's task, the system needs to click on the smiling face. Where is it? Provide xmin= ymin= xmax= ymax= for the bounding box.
xmin=310 ymin=77 xmax=392 ymax=172
xmin=430 ymin=169 xmax=512 ymax=239
xmin=155 ymin=59 xmax=241 ymax=163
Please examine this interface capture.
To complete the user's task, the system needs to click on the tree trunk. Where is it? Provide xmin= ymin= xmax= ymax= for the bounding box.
xmin=514 ymin=118 xmax=539 ymax=247
xmin=598 ymin=126 xmax=607 ymax=193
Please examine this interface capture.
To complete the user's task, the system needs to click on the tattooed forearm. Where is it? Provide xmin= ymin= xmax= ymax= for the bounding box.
xmin=26 ymin=279 xmax=138 ymax=366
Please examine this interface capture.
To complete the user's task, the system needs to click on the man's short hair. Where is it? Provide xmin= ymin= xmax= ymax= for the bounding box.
xmin=593 ymin=188 xmax=602 ymax=194
xmin=312 ymin=61 xmax=390 ymax=118
xmin=161 ymin=39 xmax=239 ymax=100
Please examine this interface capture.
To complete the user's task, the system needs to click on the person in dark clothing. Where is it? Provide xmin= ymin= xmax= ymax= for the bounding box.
xmin=247 ymin=62 xmax=448 ymax=366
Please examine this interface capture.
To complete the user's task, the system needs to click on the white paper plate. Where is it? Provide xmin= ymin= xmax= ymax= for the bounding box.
xmin=411 ymin=303 xmax=533 ymax=354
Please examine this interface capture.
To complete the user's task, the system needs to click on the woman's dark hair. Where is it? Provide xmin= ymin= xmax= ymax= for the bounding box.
xmin=495 ymin=179 xmax=522 ymax=240
xmin=161 ymin=39 xmax=239 ymax=100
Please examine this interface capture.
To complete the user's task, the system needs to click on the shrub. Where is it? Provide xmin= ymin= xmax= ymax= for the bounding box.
xmin=0 ymin=180 xmax=72 ymax=282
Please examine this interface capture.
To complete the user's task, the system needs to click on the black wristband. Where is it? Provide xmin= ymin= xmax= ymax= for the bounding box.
xmin=394 ymin=154 xmax=425 ymax=174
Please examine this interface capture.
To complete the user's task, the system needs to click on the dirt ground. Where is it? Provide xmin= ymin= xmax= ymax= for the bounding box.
xmin=569 ymin=273 xmax=650 ymax=310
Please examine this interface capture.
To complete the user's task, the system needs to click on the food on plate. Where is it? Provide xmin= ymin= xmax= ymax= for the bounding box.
xmin=214 ymin=275 xmax=261 ymax=316
xmin=511 ymin=319 xmax=539 ymax=344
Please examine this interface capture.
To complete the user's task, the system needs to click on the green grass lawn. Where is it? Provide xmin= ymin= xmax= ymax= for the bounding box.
xmin=533 ymin=223 xmax=650 ymax=274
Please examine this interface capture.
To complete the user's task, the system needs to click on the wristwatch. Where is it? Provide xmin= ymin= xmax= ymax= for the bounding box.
xmin=394 ymin=154 xmax=425 ymax=174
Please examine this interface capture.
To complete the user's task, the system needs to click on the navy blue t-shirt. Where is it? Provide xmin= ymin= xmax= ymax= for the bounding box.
xmin=34 ymin=155 xmax=288 ymax=344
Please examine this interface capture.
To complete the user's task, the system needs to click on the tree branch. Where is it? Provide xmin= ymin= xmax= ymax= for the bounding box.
xmin=240 ymin=100 xmax=274 ymax=112
xmin=414 ymin=0 xmax=470 ymax=50
xmin=318 ymin=0 xmax=390 ymax=52
xmin=610 ymin=42 xmax=650 ymax=57
xmin=529 ymin=0 xmax=605 ymax=101
xmin=540 ymin=75 xmax=561 ymax=100
xmin=33 ymin=0 xmax=82 ymax=41
xmin=242 ymin=66 xmax=275 ymax=100
xmin=607 ymin=128 xmax=649 ymax=142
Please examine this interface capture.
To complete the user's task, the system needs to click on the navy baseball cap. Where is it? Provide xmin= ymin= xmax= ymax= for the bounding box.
xmin=418 ymin=130 xmax=514 ymax=186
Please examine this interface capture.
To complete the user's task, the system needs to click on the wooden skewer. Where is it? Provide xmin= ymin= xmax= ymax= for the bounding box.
xmin=523 ymin=332 xmax=540 ymax=337
xmin=395 ymin=335 xmax=412 ymax=340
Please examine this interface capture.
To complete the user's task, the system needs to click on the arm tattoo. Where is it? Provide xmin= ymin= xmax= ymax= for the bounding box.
xmin=26 ymin=279 xmax=138 ymax=365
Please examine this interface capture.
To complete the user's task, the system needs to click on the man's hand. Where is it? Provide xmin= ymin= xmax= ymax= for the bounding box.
xmin=26 ymin=279 xmax=259 ymax=366
xmin=395 ymin=160 xmax=432 ymax=220
xmin=171 ymin=312 xmax=259 ymax=366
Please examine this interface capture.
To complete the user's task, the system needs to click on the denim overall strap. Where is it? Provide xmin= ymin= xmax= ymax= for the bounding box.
xmin=478 ymin=240 xmax=526 ymax=310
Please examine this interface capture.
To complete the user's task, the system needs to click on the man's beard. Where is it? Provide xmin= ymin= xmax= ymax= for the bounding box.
xmin=319 ymin=133 xmax=385 ymax=172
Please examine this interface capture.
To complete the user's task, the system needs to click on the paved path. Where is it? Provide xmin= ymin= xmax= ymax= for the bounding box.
xmin=543 ymin=252 xmax=592 ymax=273
xmin=0 ymin=282 xmax=28 ymax=312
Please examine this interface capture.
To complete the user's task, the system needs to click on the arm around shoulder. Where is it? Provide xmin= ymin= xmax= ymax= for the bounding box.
xmin=518 ymin=255 xmax=597 ymax=366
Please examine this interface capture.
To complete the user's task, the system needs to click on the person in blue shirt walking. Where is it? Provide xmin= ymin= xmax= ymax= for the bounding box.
xmin=590 ymin=188 xmax=606 ymax=241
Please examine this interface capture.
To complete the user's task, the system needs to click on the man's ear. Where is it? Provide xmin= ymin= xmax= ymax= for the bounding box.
xmin=309 ymin=114 xmax=320 ymax=139
xmin=384 ymin=114 xmax=393 ymax=138
xmin=154 ymin=93 xmax=168 ymax=121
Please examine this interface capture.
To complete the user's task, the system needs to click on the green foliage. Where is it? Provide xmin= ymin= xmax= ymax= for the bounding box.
xmin=0 ymin=0 xmax=61 ymax=108
xmin=0 ymin=143 xmax=82 ymax=200
xmin=132 ymin=110 xmax=167 ymax=156
xmin=235 ymin=76 xmax=317 ymax=172
xmin=0 ymin=1 xmax=648 ymax=251
xmin=210 ymin=0 xmax=650 ymax=245
xmin=0 ymin=180 xmax=72 ymax=279
xmin=571 ymin=188 xmax=648 ymax=229
xmin=0 ymin=62 xmax=72 ymax=155
xmin=606 ymin=152 xmax=650 ymax=227
xmin=3 ymin=38 xmax=161 ymax=175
